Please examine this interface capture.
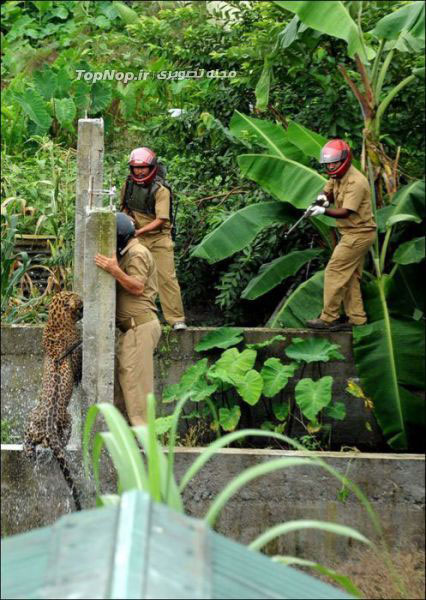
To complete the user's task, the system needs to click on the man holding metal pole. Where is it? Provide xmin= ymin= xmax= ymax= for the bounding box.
xmin=304 ymin=139 xmax=377 ymax=331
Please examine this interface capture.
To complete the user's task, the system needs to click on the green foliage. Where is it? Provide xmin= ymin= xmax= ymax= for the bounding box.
xmin=162 ymin=327 xmax=347 ymax=448
xmin=194 ymin=327 xmax=244 ymax=351
xmin=84 ymin=395 xmax=387 ymax=592
xmin=295 ymin=376 xmax=333 ymax=423
xmin=285 ymin=337 xmax=345 ymax=363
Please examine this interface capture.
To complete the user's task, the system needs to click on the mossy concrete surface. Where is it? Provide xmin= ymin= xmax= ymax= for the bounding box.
xmin=2 ymin=325 xmax=382 ymax=448
xmin=1 ymin=445 xmax=424 ymax=565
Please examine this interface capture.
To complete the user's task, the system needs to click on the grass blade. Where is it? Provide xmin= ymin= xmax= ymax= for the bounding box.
xmin=83 ymin=403 xmax=148 ymax=491
xmin=272 ymin=555 xmax=362 ymax=598
xmin=249 ymin=519 xmax=372 ymax=551
xmin=204 ymin=457 xmax=313 ymax=526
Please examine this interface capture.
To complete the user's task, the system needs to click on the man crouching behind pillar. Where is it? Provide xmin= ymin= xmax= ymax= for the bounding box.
xmin=95 ymin=212 xmax=161 ymax=425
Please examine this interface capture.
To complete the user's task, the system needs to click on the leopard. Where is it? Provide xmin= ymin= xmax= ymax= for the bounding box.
xmin=23 ymin=291 xmax=84 ymax=511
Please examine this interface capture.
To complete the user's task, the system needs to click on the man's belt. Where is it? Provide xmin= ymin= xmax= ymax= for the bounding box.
xmin=117 ymin=311 xmax=158 ymax=333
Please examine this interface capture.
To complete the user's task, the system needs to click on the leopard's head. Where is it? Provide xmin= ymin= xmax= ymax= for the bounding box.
xmin=49 ymin=292 xmax=83 ymax=323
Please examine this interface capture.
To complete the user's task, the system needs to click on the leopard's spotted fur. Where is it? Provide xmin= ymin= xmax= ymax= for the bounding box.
xmin=24 ymin=291 xmax=83 ymax=511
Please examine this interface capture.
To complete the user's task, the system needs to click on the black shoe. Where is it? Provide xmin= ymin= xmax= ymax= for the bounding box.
xmin=306 ymin=318 xmax=339 ymax=330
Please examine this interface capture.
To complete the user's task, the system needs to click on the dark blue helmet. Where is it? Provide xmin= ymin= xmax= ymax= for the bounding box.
xmin=116 ymin=212 xmax=135 ymax=255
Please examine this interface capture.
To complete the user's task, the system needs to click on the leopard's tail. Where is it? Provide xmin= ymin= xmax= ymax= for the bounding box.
xmin=51 ymin=443 xmax=82 ymax=511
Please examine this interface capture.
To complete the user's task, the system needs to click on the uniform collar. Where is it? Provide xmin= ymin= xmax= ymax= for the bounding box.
xmin=333 ymin=165 xmax=355 ymax=186
xmin=121 ymin=237 xmax=139 ymax=256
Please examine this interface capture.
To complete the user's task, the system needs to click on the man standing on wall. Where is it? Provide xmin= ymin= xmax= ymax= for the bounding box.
xmin=95 ymin=212 xmax=161 ymax=426
xmin=120 ymin=147 xmax=187 ymax=331
xmin=306 ymin=139 xmax=377 ymax=331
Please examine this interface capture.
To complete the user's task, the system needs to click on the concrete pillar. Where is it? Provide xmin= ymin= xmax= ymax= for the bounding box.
xmin=82 ymin=210 xmax=116 ymax=406
xmin=74 ymin=118 xmax=104 ymax=296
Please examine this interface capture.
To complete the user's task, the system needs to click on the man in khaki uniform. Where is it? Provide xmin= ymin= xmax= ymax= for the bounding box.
xmin=120 ymin=147 xmax=187 ymax=331
xmin=95 ymin=213 xmax=161 ymax=425
xmin=306 ymin=139 xmax=376 ymax=331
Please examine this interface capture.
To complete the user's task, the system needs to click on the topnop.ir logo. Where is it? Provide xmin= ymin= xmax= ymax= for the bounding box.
xmin=75 ymin=69 xmax=237 ymax=82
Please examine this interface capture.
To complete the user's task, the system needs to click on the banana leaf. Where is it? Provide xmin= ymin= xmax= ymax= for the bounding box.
xmin=255 ymin=57 xmax=272 ymax=111
xmin=392 ymin=237 xmax=425 ymax=265
xmin=287 ymin=120 xmax=361 ymax=170
xmin=352 ymin=317 xmax=425 ymax=450
xmin=241 ymin=248 xmax=323 ymax=300
xmin=268 ymin=270 xmax=324 ymax=328
xmin=389 ymin=180 xmax=425 ymax=221
xmin=287 ymin=120 xmax=328 ymax=161
xmin=230 ymin=110 xmax=305 ymax=162
xmin=274 ymin=0 xmax=374 ymax=62
xmin=191 ymin=201 xmax=297 ymax=263
xmin=238 ymin=153 xmax=325 ymax=209
xmin=371 ymin=1 xmax=425 ymax=48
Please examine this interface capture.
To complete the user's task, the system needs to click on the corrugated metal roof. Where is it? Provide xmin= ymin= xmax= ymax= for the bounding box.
xmin=1 ymin=490 xmax=353 ymax=599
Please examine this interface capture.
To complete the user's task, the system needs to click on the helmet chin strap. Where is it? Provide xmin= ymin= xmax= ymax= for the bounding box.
xmin=129 ymin=165 xmax=157 ymax=185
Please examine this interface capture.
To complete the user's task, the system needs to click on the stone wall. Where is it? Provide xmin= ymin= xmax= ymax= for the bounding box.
xmin=1 ymin=445 xmax=424 ymax=564
xmin=1 ymin=326 xmax=383 ymax=448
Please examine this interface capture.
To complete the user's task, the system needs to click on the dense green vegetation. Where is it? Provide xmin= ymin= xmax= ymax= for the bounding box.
xmin=1 ymin=1 xmax=425 ymax=449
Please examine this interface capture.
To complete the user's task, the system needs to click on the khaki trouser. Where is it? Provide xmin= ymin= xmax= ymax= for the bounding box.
xmin=138 ymin=233 xmax=185 ymax=325
xmin=321 ymin=230 xmax=376 ymax=325
xmin=115 ymin=319 xmax=161 ymax=426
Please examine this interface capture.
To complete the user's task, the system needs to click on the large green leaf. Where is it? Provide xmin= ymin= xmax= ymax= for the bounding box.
xmin=261 ymin=358 xmax=298 ymax=398
xmin=230 ymin=111 xmax=304 ymax=161
xmin=387 ymin=180 xmax=425 ymax=224
xmin=90 ymin=81 xmax=112 ymax=113
xmin=242 ymin=248 xmax=323 ymax=300
xmin=285 ymin=337 xmax=345 ymax=363
xmin=33 ymin=67 xmax=57 ymax=100
xmin=286 ymin=120 xmax=328 ymax=161
xmin=230 ymin=348 xmax=258 ymax=378
xmin=268 ymin=270 xmax=324 ymax=328
xmin=179 ymin=359 xmax=209 ymax=391
xmin=276 ymin=15 xmax=309 ymax=49
xmin=238 ymin=153 xmax=325 ymax=208
xmin=371 ymin=1 xmax=425 ymax=51
xmin=195 ymin=327 xmax=244 ymax=351
xmin=191 ymin=201 xmax=297 ymax=263
xmin=392 ymin=237 xmax=425 ymax=265
xmin=295 ymin=376 xmax=333 ymax=421
xmin=210 ymin=348 xmax=257 ymax=386
xmin=352 ymin=317 xmax=425 ymax=450
xmin=255 ymin=57 xmax=272 ymax=111
xmin=287 ymin=120 xmax=361 ymax=170
xmin=274 ymin=1 xmax=374 ymax=62
xmin=235 ymin=370 xmax=263 ymax=405
xmin=386 ymin=213 xmax=421 ymax=228
xmin=219 ymin=406 xmax=241 ymax=431
xmin=246 ymin=334 xmax=286 ymax=350
xmin=12 ymin=88 xmax=51 ymax=131
xmin=54 ymin=97 xmax=76 ymax=129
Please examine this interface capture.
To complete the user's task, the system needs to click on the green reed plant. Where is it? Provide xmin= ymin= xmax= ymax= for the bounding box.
xmin=83 ymin=393 xmax=410 ymax=597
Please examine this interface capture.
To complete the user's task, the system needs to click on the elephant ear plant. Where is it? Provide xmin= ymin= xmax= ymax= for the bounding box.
xmin=83 ymin=395 xmax=409 ymax=598
xmin=159 ymin=327 xmax=349 ymax=448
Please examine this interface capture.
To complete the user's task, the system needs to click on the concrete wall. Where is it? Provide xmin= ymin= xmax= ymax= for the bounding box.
xmin=1 ymin=445 xmax=424 ymax=565
xmin=1 ymin=325 xmax=383 ymax=448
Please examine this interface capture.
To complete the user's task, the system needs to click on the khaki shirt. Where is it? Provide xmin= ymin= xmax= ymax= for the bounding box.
xmin=120 ymin=181 xmax=171 ymax=233
xmin=323 ymin=165 xmax=376 ymax=233
xmin=116 ymin=238 xmax=158 ymax=321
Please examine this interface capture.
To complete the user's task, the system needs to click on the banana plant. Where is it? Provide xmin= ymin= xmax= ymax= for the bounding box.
xmin=351 ymin=181 xmax=425 ymax=450
xmin=191 ymin=111 xmax=335 ymax=297
xmin=273 ymin=0 xmax=425 ymax=202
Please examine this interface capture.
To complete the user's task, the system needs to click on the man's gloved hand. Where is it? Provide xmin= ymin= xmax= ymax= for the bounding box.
xmin=307 ymin=205 xmax=326 ymax=217
xmin=315 ymin=193 xmax=330 ymax=207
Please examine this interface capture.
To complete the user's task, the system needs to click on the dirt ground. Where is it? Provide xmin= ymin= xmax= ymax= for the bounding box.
xmin=322 ymin=546 xmax=425 ymax=599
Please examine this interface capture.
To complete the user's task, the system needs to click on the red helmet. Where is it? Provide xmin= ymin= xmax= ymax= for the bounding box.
xmin=320 ymin=140 xmax=352 ymax=179
xmin=128 ymin=147 xmax=158 ymax=185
